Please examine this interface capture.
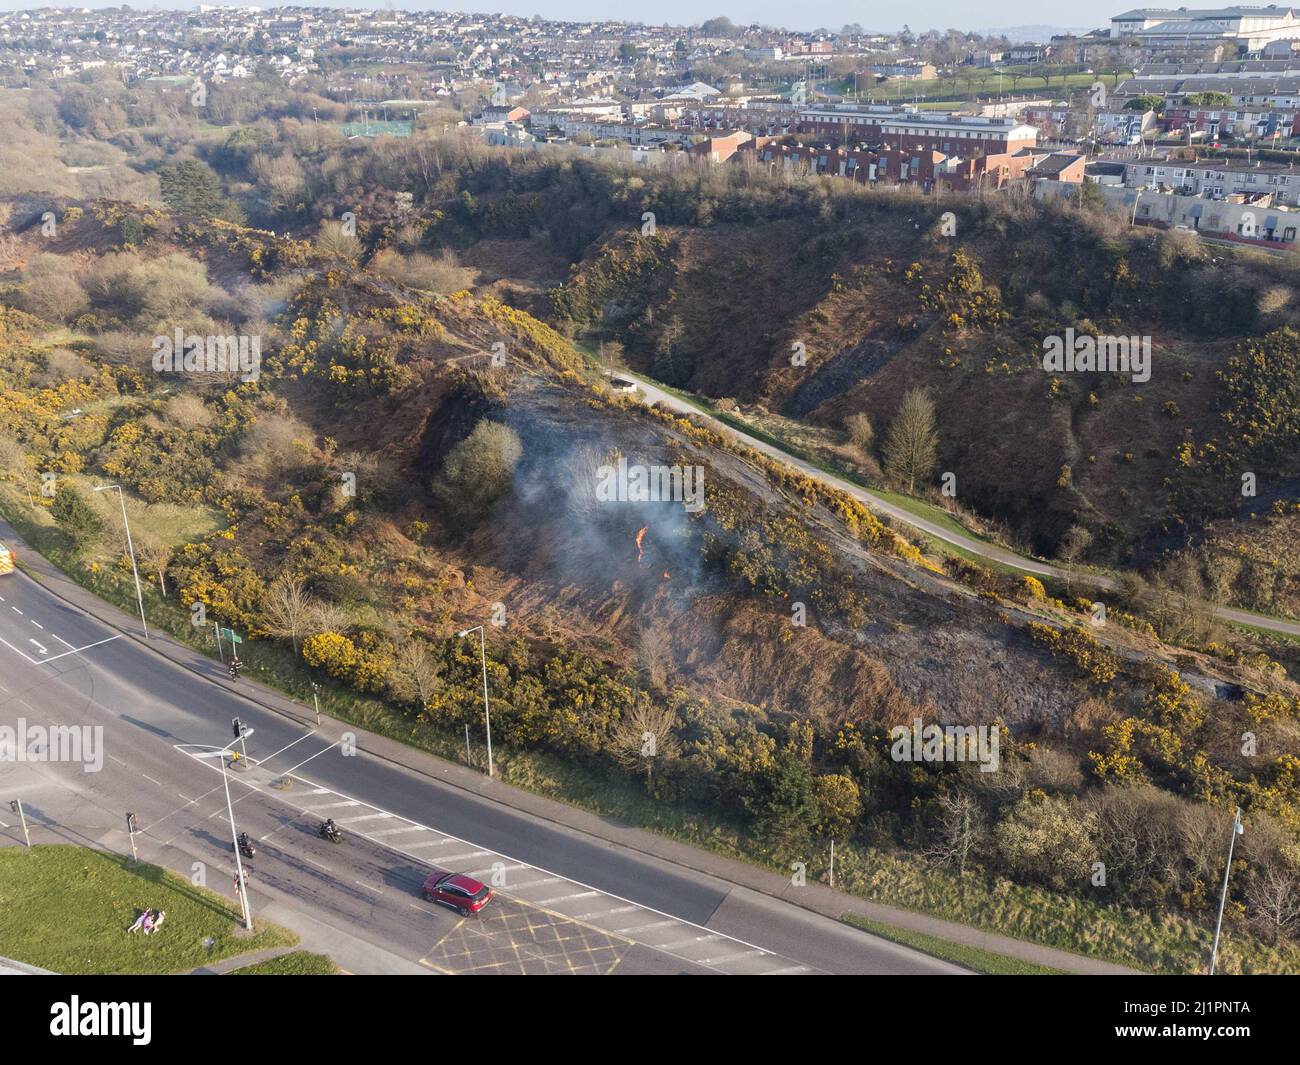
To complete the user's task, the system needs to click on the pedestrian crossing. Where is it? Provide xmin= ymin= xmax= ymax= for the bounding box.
xmin=177 ymin=741 xmax=817 ymax=975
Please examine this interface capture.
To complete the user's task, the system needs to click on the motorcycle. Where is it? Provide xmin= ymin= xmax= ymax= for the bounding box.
xmin=237 ymin=833 xmax=256 ymax=859
xmin=227 ymin=659 xmax=243 ymax=680
xmin=319 ymin=821 xmax=342 ymax=844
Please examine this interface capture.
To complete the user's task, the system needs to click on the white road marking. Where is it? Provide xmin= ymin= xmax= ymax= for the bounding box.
xmin=535 ymin=890 xmax=599 ymax=906
xmin=30 ymin=621 xmax=42 ymax=630
xmin=615 ymin=919 xmax=677 ymax=935
xmin=303 ymin=800 xmax=360 ymax=810
xmin=509 ymin=877 xmax=560 ymax=890
xmin=336 ymin=813 xmax=394 ymax=825
xmin=142 ymin=775 xmax=163 ymax=787
xmin=433 ymin=850 xmax=491 ymax=864
xmin=369 ymin=825 xmax=428 ymax=838
xmin=572 ymin=904 xmax=638 ymax=920
xmin=28 ymin=639 xmax=47 ymax=655
xmin=173 ymin=744 xmax=815 ymax=974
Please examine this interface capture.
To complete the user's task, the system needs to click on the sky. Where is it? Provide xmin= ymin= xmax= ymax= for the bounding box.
xmin=0 ymin=2 xmax=1116 ymax=35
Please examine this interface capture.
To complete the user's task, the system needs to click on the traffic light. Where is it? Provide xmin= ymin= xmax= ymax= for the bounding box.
xmin=232 ymin=716 xmax=242 ymax=738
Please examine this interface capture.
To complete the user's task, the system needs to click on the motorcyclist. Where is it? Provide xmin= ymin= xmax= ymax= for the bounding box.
xmin=228 ymin=655 xmax=243 ymax=677
xmin=322 ymin=818 xmax=339 ymax=838
xmin=237 ymin=832 xmax=252 ymax=852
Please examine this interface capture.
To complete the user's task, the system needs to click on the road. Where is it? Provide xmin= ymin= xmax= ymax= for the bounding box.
xmin=0 ymin=565 xmax=962 ymax=975
xmin=616 ymin=373 xmax=1300 ymax=640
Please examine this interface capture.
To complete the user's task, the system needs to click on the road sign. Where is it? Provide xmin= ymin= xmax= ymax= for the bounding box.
xmin=219 ymin=627 xmax=243 ymax=644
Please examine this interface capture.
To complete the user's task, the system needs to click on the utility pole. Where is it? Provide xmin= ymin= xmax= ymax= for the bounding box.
xmin=1209 ymin=806 xmax=1244 ymax=975
xmin=126 ymin=812 xmax=139 ymax=861
xmin=9 ymin=799 xmax=30 ymax=848
xmin=311 ymin=681 xmax=321 ymax=727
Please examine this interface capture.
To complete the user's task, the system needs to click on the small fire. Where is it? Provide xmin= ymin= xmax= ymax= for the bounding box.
xmin=635 ymin=526 xmax=647 ymax=563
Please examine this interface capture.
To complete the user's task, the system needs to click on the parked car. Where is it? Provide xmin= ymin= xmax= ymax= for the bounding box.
xmin=422 ymin=871 xmax=493 ymax=916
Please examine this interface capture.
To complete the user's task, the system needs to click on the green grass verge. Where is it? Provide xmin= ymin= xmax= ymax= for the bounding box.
xmin=0 ymin=845 xmax=297 ymax=975
xmin=842 ymin=913 xmax=1068 ymax=975
xmin=229 ymin=950 xmax=340 ymax=975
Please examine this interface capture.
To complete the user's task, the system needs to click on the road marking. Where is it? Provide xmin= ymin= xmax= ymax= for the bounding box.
xmin=572 ymin=904 xmax=638 ymax=920
xmin=173 ymin=744 xmax=817 ymax=975
xmin=11 ymin=606 xmax=22 ymax=614
xmin=615 ymin=919 xmax=676 ymax=935
xmin=30 ymin=621 xmax=42 ymax=630
xmin=40 ymin=635 xmax=122 ymax=663
xmin=28 ymin=639 xmax=47 ymax=655
xmin=535 ymin=890 xmax=598 ymax=906
xmin=303 ymin=800 xmax=360 ymax=810
xmin=433 ymin=850 xmax=491 ymax=864
xmin=336 ymin=812 xmax=394 ymax=825
xmin=763 ymin=965 xmax=814 ymax=975
xmin=700 ymin=949 xmax=766 ymax=965
xmin=142 ymin=775 xmax=163 ymax=787
xmin=369 ymin=825 xmax=428 ymax=838
xmin=509 ymin=877 xmax=560 ymax=890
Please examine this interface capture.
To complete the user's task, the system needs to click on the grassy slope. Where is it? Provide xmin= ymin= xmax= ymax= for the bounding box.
xmin=841 ymin=913 xmax=1068 ymax=975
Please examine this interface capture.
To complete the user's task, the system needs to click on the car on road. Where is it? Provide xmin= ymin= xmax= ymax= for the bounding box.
xmin=422 ymin=871 xmax=493 ymax=916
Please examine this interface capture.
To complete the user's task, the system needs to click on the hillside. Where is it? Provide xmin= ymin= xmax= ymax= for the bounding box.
xmin=2 ymin=142 xmax=1300 ymax=970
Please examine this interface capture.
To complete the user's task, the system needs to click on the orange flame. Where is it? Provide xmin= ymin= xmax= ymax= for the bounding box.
xmin=635 ymin=526 xmax=647 ymax=563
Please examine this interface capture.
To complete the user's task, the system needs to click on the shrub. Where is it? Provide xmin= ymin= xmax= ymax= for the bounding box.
xmin=51 ymin=485 xmax=104 ymax=551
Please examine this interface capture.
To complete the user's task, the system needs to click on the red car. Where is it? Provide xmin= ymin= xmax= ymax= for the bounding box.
xmin=422 ymin=871 xmax=493 ymax=916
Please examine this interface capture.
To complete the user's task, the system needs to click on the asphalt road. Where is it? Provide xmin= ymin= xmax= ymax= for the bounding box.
xmin=617 ymin=373 xmax=1300 ymax=640
xmin=0 ymin=567 xmax=961 ymax=975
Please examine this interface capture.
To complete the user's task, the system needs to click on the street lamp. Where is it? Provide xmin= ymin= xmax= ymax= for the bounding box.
xmin=1209 ymin=806 xmax=1244 ymax=975
xmin=457 ymin=626 xmax=494 ymax=777
xmin=93 ymin=484 xmax=148 ymax=638
xmin=192 ymin=732 xmax=256 ymax=932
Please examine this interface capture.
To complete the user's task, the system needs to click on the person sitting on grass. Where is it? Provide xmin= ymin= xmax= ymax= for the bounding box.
xmin=127 ymin=909 xmax=153 ymax=933
xmin=145 ymin=911 xmax=166 ymax=935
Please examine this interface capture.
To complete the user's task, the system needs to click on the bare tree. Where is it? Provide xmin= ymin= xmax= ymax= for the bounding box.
xmin=609 ymin=700 xmax=681 ymax=784
xmin=924 ymin=790 xmax=984 ymax=894
xmin=390 ymin=638 xmax=444 ymax=710
xmin=1246 ymin=858 xmax=1300 ymax=944
xmin=261 ymin=575 xmax=316 ymax=653
xmin=634 ymin=624 xmax=672 ymax=692
xmin=134 ymin=536 xmax=172 ymax=598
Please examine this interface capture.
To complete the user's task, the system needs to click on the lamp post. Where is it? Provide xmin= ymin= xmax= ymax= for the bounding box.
xmin=192 ymin=737 xmax=255 ymax=931
xmin=93 ymin=484 xmax=148 ymax=638
xmin=1209 ymin=806 xmax=1244 ymax=975
xmin=457 ymin=626 xmax=494 ymax=777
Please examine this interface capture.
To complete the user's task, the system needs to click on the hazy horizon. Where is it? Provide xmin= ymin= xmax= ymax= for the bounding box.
xmin=0 ymin=1 xmax=1115 ymax=36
